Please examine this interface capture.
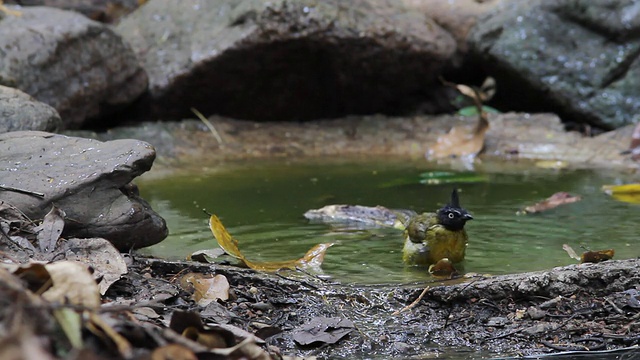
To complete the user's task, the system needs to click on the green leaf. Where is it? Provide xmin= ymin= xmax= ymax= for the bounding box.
xmin=418 ymin=171 xmax=487 ymax=185
xmin=457 ymin=105 xmax=501 ymax=117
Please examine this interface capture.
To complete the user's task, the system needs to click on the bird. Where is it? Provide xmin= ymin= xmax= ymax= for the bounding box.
xmin=402 ymin=188 xmax=473 ymax=266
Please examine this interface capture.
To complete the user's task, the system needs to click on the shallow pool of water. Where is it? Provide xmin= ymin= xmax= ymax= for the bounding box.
xmin=137 ymin=158 xmax=640 ymax=284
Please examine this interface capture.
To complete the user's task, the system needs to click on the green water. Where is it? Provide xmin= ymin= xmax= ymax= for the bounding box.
xmin=137 ymin=158 xmax=640 ymax=284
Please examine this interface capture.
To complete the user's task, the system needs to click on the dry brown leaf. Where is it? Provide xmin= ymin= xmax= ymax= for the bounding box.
xmin=208 ymin=214 xmax=333 ymax=272
xmin=562 ymin=244 xmax=581 ymax=261
xmin=581 ymin=249 xmax=614 ymax=264
xmin=86 ymin=312 xmax=133 ymax=358
xmin=428 ymin=78 xmax=491 ymax=160
xmin=35 ymin=206 xmax=65 ymax=253
xmin=521 ymin=192 xmax=581 ymax=214
xmin=41 ymin=261 xmax=101 ymax=309
xmin=180 ymin=273 xmax=230 ymax=306
xmin=151 ymin=344 xmax=198 ymax=360
xmin=59 ymin=238 xmax=128 ymax=295
xmin=428 ymin=258 xmax=458 ymax=279
xmin=426 ymin=121 xmax=489 ymax=160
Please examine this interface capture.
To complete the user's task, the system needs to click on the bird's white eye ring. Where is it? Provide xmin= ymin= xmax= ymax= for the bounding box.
xmin=448 ymin=213 xmax=454 ymax=219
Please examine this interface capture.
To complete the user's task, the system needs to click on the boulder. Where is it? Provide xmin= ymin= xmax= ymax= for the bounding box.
xmin=0 ymin=85 xmax=62 ymax=132
xmin=469 ymin=0 xmax=640 ymax=129
xmin=116 ymin=0 xmax=457 ymax=121
xmin=0 ymin=6 xmax=148 ymax=129
xmin=0 ymin=131 xmax=167 ymax=250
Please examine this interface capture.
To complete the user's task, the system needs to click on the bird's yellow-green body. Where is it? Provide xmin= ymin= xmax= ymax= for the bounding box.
xmin=402 ymin=189 xmax=472 ymax=266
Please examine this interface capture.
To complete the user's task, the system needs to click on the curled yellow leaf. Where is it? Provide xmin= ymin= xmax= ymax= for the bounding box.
xmin=602 ymin=184 xmax=640 ymax=204
xmin=208 ymin=215 xmax=333 ymax=272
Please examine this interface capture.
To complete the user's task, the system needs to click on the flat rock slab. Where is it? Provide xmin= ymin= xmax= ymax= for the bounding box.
xmin=116 ymin=0 xmax=456 ymax=121
xmin=0 ymin=6 xmax=148 ymax=129
xmin=0 ymin=85 xmax=61 ymax=132
xmin=0 ymin=131 xmax=167 ymax=250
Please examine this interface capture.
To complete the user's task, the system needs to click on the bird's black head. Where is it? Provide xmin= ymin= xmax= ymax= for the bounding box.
xmin=436 ymin=189 xmax=473 ymax=231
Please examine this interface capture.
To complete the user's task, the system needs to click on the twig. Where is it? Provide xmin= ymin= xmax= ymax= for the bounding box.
xmin=392 ymin=286 xmax=430 ymax=315
xmin=191 ymin=108 xmax=223 ymax=145
xmin=0 ymin=185 xmax=44 ymax=198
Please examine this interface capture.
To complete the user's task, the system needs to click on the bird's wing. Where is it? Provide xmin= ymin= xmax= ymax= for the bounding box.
xmin=404 ymin=212 xmax=438 ymax=243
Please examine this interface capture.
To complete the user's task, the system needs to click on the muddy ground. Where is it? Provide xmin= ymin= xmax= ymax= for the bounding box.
xmin=101 ymin=256 xmax=640 ymax=359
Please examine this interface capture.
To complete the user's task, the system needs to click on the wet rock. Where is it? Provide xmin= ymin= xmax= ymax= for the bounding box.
xmin=0 ymin=6 xmax=148 ymax=129
xmin=0 ymin=86 xmax=61 ymax=133
xmin=116 ymin=0 xmax=456 ymax=122
xmin=469 ymin=0 xmax=640 ymax=129
xmin=4 ymin=0 xmax=143 ymax=23
xmin=403 ymin=0 xmax=505 ymax=54
xmin=0 ymin=131 xmax=167 ymax=250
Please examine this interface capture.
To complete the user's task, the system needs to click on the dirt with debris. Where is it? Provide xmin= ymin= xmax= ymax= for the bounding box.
xmin=109 ymin=257 xmax=640 ymax=359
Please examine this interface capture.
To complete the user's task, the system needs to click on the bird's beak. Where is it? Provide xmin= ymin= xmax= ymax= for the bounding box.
xmin=464 ymin=213 xmax=474 ymax=220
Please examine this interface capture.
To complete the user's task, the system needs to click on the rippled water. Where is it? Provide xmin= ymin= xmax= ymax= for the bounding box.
xmin=137 ymin=158 xmax=640 ymax=284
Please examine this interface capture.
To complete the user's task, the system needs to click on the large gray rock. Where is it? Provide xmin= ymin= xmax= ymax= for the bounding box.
xmin=116 ymin=0 xmax=457 ymax=121
xmin=0 ymin=85 xmax=62 ymax=132
xmin=0 ymin=6 xmax=148 ymax=129
xmin=0 ymin=131 xmax=167 ymax=250
xmin=469 ymin=0 xmax=640 ymax=129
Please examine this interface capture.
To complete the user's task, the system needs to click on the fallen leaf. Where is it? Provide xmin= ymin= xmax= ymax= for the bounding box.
xmin=208 ymin=337 xmax=271 ymax=360
xmin=581 ymin=249 xmax=614 ymax=264
xmin=53 ymin=308 xmax=83 ymax=349
xmin=188 ymin=248 xmax=225 ymax=263
xmin=35 ymin=206 xmax=65 ymax=253
xmin=86 ymin=312 xmax=133 ymax=358
xmin=520 ymin=192 xmax=581 ymax=214
xmin=292 ymin=317 xmax=354 ymax=346
xmin=170 ymin=310 xmax=236 ymax=349
xmin=426 ymin=120 xmax=489 ymax=160
xmin=57 ymin=238 xmax=128 ymax=295
xmin=428 ymin=258 xmax=458 ymax=279
xmin=535 ymin=160 xmax=569 ymax=169
xmin=151 ymin=344 xmax=198 ymax=360
xmin=562 ymin=244 xmax=581 ymax=261
xmin=41 ymin=261 xmax=101 ymax=309
xmin=208 ymin=214 xmax=333 ymax=272
xmin=0 ymin=327 xmax=54 ymax=360
xmin=602 ymin=184 xmax=640 ymax=204
xmin=180 ymin=273 xmax=230 ymax=306
xmin=428 ymin=78 xmax=492 ymax=160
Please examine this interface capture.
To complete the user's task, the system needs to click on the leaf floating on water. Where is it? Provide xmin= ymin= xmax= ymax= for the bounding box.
xmin=562 ymin=244 xmax=581 ymax=261
xmin=208 ymin=215 xmax=243 ymax=260
xmin=602 ymin=184 xmax=640 ymax=204
xmin=519 ymin=192 xmax=582 ymax=214
xmin=581 ymin=249 xmax=614 ymax=264
xmin=428 ymin=258 xmax=458 ymax=279
xmin=535 ymin=160 xmax=569 ymax=169
xmin=208 ymin=214 xmax=333 ymax=272
xmin=419 ymin=171 xmax=487 ymax=185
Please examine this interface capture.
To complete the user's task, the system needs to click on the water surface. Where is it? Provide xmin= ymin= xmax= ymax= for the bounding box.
xmin=137 ymin=159 xmax=639 ymax=284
